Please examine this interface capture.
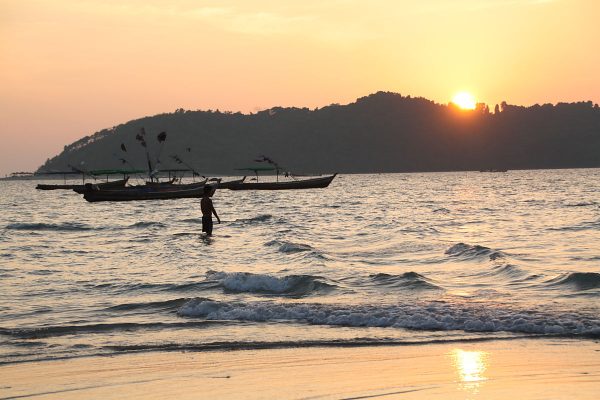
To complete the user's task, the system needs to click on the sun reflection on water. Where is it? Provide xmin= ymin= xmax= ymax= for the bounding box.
xmin=451 ymin=349 xmax=488 ymax=392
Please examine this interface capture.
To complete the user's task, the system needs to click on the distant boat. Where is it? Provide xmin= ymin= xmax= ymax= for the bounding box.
xmin=226 ymin=174 xmax=337 ymax=190
xmin=37 ymin=178 xmax=129 ymax=191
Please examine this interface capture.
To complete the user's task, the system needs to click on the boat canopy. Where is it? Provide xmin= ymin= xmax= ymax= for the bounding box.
xmin=36 ymin=171 xmax=82 ymax=175
xmin=156 ymin=168 xmax=195 ymax=173
xmin=89 ymin=169 xmax=146 ymax=176
xmin=234 ymin=167 xmax=278 ymax=172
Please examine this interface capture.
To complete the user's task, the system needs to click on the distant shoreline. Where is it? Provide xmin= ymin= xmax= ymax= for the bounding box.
xmin=3 ymin=166 xmax=600 ymax=181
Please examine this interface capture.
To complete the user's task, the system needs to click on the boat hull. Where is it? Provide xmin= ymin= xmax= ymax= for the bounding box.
xmin=38 ymin=178 xmax=129 ymax=192
xmin=82 ymin=183 xmax=207 ymax=202
xmin=226 ymin=174 xmax=337 ymax=190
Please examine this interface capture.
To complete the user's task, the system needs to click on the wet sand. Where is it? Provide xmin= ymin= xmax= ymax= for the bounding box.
xmin=2 ymin=338 xmax=599 ymax=399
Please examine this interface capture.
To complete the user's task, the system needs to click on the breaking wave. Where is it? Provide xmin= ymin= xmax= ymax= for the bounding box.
xmin=178 ymin=298 xmax=600 ymax=337
xmin=205 ymin=271 xmax=335 ymax=296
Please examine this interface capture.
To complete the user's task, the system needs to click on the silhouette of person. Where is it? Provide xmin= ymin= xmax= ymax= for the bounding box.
xmin=201 ymin=185 xmax=220 ymax=235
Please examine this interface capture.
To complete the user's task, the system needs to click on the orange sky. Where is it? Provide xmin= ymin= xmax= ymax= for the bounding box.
xmin=1 ymin=0 xmax=599 ymax=175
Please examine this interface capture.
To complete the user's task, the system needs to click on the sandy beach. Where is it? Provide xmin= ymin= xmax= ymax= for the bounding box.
xmin=2 ymin=338 xmax=599 ymax=399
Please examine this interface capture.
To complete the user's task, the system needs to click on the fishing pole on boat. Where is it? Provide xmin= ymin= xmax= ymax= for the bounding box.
xmin=115 ymin=144 xmax=146 ymax=181
xmin=254 ymin=155 xmax=287 ymax=182
xmin=136 ymin=127 xmax=155 ymax=182
xmin=170 ymin=154 xmax=206 ymax=180
xmin=149 ymin=131 xmax=168 ymax=180
xmin=67 ymin=162 xmax=93 ymax=184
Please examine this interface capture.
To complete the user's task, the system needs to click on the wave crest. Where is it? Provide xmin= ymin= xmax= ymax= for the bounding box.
xmin=369 ymin=272 xmax=441 ymax=290
xmin=479 ymin=264 xmax=531 ymax=280
xmin=264 ymin=240 xmax=327 ymax=259
xmin=265 ymin=240 xmax=312 ymax=253
xmin=547 ymin=272 xmax=600 ymax=291
xmin=230 ymin=214 xmax=273 ymax=226
xmin=206 ymin=271 xmax=334 ymax=296
xmin=128 ymin=221 xmax=167 ymax=229
xmin=445 ymin=242 xmax=504 ymax=261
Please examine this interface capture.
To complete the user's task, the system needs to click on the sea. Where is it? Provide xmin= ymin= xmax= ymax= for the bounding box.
xmin=1 ymin=169 xmax=599 ymax=365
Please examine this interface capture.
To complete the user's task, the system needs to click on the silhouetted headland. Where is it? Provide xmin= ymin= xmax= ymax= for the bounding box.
xmin=38 ymin=92 xmax=600 ymax=174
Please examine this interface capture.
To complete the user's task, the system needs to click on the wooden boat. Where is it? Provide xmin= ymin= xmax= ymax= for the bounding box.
xmin=81 ymin=179 xmax=211 ymax=202
xmin=82 ymin=184 xmax=205 ymax=202
xmin=37 ymin=178 xmax=129 ymax=192
xmin=226 ymin=174 xmax=337 ymax=190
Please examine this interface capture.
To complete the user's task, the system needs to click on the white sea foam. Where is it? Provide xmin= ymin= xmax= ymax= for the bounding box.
xmin=178 ymin=298 xmax=600 ymax=337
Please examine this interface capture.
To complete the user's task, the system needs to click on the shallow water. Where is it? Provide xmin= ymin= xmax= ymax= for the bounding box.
xmin=1 ymin=170 xmax=599 ymax=364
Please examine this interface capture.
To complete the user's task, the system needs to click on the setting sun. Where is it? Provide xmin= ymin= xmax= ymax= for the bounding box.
xmin=452 ymin=92 xmax=477 ymax=110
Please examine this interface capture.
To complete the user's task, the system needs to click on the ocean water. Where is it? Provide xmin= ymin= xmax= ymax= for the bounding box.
xmin=1 ymin=170 xmax=599 ymax=364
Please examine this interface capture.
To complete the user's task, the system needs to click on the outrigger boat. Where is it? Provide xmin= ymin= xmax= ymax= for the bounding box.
xmin=81 ymin=177 xmax=249 ymax=202
xmin=36 ymin=169 xmax=143 ymax=191
xmin=82 ymin=180 xmax=207 ymax=202
xmin=71 ymin=178 xmax=129 ymax=193
xmin=226 ymin=157 xmax=337 ymax=190
xmin=225 ymin=171 xmax=337 ymax=190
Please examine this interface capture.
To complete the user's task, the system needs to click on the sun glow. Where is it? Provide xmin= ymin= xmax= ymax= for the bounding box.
xmin=451 ymin=349 xmax=489 ymax=393
xmin=452 ymin=92 xmax=477 ymax=110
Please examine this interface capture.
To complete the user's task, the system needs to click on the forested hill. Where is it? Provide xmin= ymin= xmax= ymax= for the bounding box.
xmin=38 ymin=92 xmax=600 ymax=175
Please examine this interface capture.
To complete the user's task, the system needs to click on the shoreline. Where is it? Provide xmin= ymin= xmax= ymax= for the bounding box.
xmin=2 ymin=338 xmax=599 ymax=399
xmin=2 ymin=167 xmax=600 ymax=181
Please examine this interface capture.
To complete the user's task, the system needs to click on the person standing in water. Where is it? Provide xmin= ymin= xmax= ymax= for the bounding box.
xmin=201 ymin=185 xmax=220 ymax=235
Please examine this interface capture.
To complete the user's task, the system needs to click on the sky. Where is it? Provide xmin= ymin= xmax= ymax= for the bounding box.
xmin=1 ymin=0 xmax=599 ymax=175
